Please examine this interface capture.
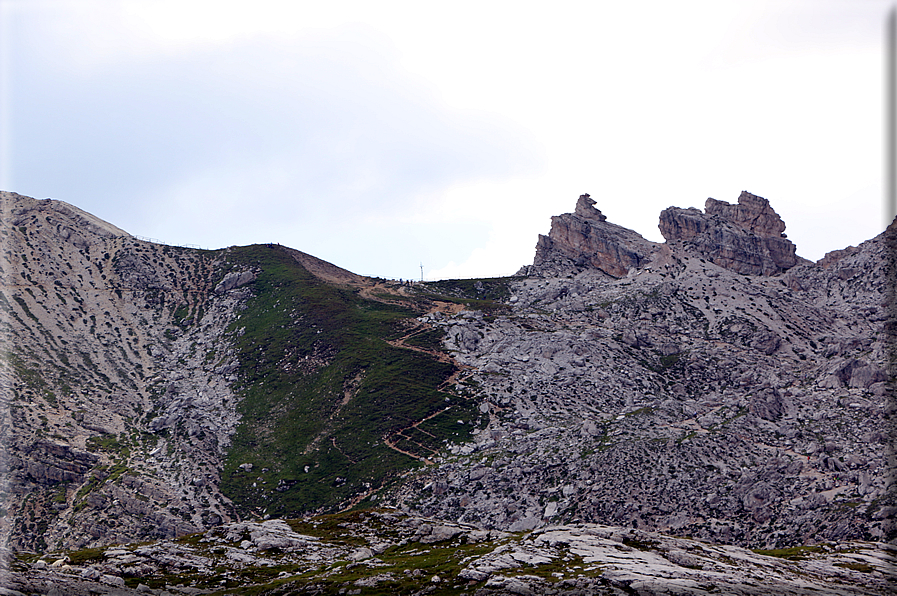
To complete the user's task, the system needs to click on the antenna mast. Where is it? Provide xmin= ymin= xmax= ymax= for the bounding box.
xmin=420 ymin=262 xmax=424 ymax=283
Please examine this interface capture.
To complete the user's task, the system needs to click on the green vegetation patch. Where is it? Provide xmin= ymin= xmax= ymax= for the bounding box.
xmin=401 ymin=328 xmax=446 ymax=352
xmin=286 ymin=510 xmax=374 ymax=546
xmin=12 ymin=295 xmax=39 ymax=322
xmin=423 ymin=277 xmax=513 ymax=302
xmin=834 ymin=561 xmax=873 ymax=573
xmin=220 ymin=246 xmax=469 ymax=519
xmin=658 ymin=352 xmax=681 ymax=369
xmin=752 ymin=545 xmax=824 ymax=561
xmin=416 ymin=277 xmax=513 ymax=314
xmin=86 ymin=433 xmax=130 ymax=457
xmin=172 ymin=303 xmax=191 ymax=326
xmin=622 ymin=536 xmax=660 ymax=551
xmin=66 ymin=546 xmax=107 ymax=565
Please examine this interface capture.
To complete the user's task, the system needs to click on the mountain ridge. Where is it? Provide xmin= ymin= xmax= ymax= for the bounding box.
xmin=0 ymin=189 xmax=894 ymax=594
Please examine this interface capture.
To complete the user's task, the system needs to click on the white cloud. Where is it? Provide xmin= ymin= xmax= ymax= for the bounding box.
xmin=4 ymin=0 xmax=890 ymax=279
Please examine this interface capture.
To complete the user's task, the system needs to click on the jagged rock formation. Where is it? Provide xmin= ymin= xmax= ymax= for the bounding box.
xmin=529 ymin=194 xmax=660 ymax=277
xmin=659 ymin=191 xmax=805 ymax=275
xmin=384 ymin=194 xmax=896 ymax=551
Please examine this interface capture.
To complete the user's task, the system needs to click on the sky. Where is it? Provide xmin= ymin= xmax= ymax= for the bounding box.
xmin=1 ymin=0 xmax=893 ymax=280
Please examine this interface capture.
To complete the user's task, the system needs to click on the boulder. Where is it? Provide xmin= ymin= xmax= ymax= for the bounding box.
xmin=418 ymin=524 xmax=464 ymax=544
xmin=214 ymin=270 xmax=256 ymax=293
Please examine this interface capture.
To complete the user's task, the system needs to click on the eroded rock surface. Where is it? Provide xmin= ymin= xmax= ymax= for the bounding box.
xmin=530 ymin=194 xmax=660 ymax=277
xmin=658 ymin=191 xmax=803 ymax=275
xmin=3 ymin=511 xmax=893 ymax=595
xmin=1 ymin=189 xmax=893 ymax=595
xmin=0 ymin=192 xmax=248 ymax=551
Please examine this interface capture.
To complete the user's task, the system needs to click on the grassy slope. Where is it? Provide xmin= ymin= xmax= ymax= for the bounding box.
xmin=219 ymin=246 xmax=479 ymax=517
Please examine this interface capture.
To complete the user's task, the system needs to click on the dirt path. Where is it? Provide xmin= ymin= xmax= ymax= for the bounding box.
xmin=382 ymin=437 xmax=435 ymax=465
xmin=383 ymin=405 xmax=453 ymax=466
xmin=301 ymin=273 xmax=470 ymax=468
xmin=302 ymin=372 xmax=365 ymax=456
xmin=384 ymin=325 xmax=454 ymax=365
xmin=378 ymin=308 xmax=476 ymax=464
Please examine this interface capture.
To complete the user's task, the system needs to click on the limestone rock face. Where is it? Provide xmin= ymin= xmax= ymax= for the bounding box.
xmin=386 ymin=198 xmax=897 ymax=552
xmin=531 ymin=194 xmax=659 ymax=277
xmin=0 ymin=191 xmax=246 ymax=552
xmin=705 ymin=192 xmax=787 ymax=236
xmin=817 ymin=245 xmax=859 ymax=269
xmin=659 ymin=191 xmax=801 ymax=275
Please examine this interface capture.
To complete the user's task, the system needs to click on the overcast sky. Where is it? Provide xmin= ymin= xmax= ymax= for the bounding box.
xmin=1 ymin=0 xmax=892 ymax=280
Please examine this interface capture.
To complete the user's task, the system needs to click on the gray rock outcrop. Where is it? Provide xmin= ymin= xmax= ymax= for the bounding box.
xmin=0 ymin=191 xmax=246 ymax=551
xmin=659 ymin=191 xmax=803 ymax=275
xmin=530 ymin=194 xmax=660 ymax=277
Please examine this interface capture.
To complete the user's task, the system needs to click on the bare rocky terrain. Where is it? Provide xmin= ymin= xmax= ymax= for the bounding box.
xmin=386 ymin=193 xmax=896 ymax=552
xmin=0 ymin=192 xmax=255 ymax=551
xmin=3 ymin=509 xmax=895 ymax=596
xmin=0 ymin=189 xmax=894 ymax=594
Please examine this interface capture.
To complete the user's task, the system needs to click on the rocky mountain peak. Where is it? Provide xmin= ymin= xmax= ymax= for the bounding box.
xmin=705 ymin=191 xmax=787 ymax=236
xmin=658 ymin=191 xmax=802 ymax=275
xmin=529 ymin=194 xmax=659 ymax=278
xmin=529 ymin=190 xmax=805 ymax=278
xmin=659 ymin=191 xmax=789 ymax=241
xmin=5 ymin=191 xmax=132 ymax=242
xmin=573 ymin=193 xmax=607 ymax=221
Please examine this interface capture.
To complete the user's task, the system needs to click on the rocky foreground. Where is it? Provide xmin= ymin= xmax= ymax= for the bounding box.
xmin=2 ymin=509 xmax=895 ymax=595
